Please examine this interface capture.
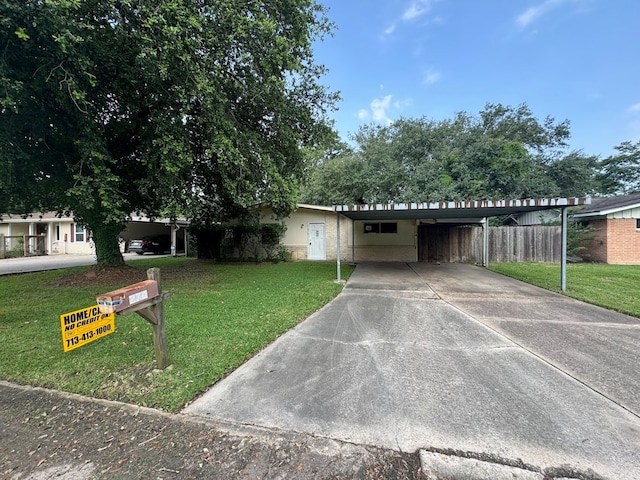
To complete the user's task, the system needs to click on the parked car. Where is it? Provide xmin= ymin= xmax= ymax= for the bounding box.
xmin=128 ymin=235 xmax=171 ymax=255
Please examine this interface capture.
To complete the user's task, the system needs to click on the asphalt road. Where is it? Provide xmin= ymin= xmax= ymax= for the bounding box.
xmin=184 ymin=262 xmax=640 ymax=480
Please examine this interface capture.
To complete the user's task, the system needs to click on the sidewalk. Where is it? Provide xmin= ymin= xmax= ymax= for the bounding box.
xmin=0 ymin=253 xmax=165 ymax=276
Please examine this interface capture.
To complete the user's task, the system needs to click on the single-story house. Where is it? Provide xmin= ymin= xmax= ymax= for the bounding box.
xmin=572 ymin=192 xmax=640 ymax=265
xmin=0 ymin=212 xmax=189 ymax=257
xmin=260 ymin=198 xmax=590 ymax=265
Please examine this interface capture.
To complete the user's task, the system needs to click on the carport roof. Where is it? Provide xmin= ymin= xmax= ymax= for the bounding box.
xmin=334 ymin=197 xmax=591 ymax=222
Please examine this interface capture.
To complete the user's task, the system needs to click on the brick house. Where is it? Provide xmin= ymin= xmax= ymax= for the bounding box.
xmin=572 ymin=193 xmax=640 ymax=264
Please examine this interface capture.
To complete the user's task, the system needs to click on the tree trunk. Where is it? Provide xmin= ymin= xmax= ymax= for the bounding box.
xmin=91 ymin=222 xmax=125 ymax=268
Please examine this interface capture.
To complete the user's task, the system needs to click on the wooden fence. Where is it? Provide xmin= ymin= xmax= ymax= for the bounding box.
xmin=486 ymin=225 xmax=561 ymax=263
xmin=423 ymin=225 xmax=562 ymax=264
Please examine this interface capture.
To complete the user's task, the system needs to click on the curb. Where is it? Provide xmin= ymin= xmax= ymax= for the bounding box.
xmin=420 ymin=450 xmax=543 ymax=480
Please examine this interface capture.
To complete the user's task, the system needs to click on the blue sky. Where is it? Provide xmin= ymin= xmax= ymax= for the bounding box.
xmin=313 ymin=0 xmax=640 ymax=158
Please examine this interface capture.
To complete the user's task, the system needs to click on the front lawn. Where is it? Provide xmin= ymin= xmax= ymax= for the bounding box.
xmin=0 ymin=258 xmax=352 ymax=412
xmin=488 ymin=262 xmax=640 ymax=318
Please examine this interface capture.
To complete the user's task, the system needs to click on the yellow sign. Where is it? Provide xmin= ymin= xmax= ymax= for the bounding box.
xmin=60 ymin=305 xmax=115 ymax=352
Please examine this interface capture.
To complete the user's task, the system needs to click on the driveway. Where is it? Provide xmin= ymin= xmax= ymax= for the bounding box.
xmin=183 ymin=263 xmax=640 ymax=479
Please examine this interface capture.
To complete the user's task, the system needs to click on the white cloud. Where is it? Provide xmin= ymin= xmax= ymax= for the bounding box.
xmin=423 ymin=69 xmax=442 ymax=85
xmin=370 ymin=95 xmax=393 ymax=124
xmin=516 ymin=0 xmax=565 ymax=28
xmin=384 ymin=24 xmax=396 ymax=36
xmin=629 ymin=102 xmax=640 ymax=113
xmin=403 ymin=0 xmax=434 ymax=21
xmin=358 ymin=95 xmax=413 ymax=125
xmin=394 ymin=98 xmax=413 ymax=109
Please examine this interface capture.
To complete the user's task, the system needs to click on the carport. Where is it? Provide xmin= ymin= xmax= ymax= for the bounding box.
xmin=333 ymin=197 xmax=591 ymax=290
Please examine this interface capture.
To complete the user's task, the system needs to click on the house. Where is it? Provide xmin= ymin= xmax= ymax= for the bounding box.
xmin=572 ymin=193 xmax=640 ymax=264
xmin=260 ymin=198 xmax=590 ymax=265
xmin=0 ymin=212 xmax=189 ymax=257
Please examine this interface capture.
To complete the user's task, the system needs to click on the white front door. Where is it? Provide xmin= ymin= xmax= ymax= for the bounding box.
xmin=307 ymin=223 xmax=326 ymax=260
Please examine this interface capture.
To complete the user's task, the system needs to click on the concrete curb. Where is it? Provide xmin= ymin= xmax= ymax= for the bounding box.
xmin=419 ymin=450 xmax=543 ymax=480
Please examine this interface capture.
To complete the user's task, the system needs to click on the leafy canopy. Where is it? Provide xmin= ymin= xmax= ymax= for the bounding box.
xmin=1 ymin=0 xmax=337 ymax=266
xmin=301 ymin=103 xmax=609 ymax=205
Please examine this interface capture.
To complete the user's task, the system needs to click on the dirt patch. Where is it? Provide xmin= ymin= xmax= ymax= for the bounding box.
xmin=0 ymin=382 xmax=424 ymax=479
xmin=51 ymin=266 xmax=147 ymax=288
xmin=50 ymin=260 xmax=218 ymax=288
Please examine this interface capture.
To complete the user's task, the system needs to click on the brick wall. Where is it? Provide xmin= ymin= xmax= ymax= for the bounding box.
xmin=581 ymin=219 xmax=608 ymax=262
xmin=606 ymin=218 xmax=640 ymax=264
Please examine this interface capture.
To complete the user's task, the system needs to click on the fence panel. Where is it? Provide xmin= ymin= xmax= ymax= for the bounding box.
xmin=483 ymin=226 xmax=561 ymax=263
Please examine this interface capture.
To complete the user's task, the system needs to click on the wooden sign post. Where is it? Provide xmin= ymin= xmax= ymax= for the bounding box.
xmin=97 ymin=268 xmax=170 ymax=369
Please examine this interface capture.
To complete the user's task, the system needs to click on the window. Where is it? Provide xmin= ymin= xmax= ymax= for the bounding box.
xmin=364 ymin=222 xmax=398 ymax=234
xmin=636 ymin=219 xmax=640 ymax=230
xmin=75 ymin=224 xmax=85 ymax=242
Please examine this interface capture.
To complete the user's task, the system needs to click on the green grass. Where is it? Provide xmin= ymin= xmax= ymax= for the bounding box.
xmin=488 ymin=262 xmax=640 ymax=318
xmin=0 ymin=258 xmax=353 ymax=412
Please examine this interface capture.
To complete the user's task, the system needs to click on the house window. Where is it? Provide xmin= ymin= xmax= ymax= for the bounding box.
xmin=636 ymin=219 xmax=640 ymax=230
xmin=364 ymin=222 xmax=398 ymax=234
xmin=56 ymin=226 xmax=60 ymax=241
xmin=75 ymin=225 xmax=85 ymax=242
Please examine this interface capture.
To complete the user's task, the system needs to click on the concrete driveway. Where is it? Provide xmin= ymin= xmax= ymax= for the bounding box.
xmin=183 ymin=263 xmax=640 ymax=479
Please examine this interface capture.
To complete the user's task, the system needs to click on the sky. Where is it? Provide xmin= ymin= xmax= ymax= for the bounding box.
xmin=312 ymin=0 xmax=640 ymax=158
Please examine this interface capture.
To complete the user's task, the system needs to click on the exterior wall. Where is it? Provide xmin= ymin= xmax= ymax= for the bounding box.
xmin=581 ymin=214 xmax=640 ymax=264
xmin=605 ymin=218 xmax=640 ymax=264
xmin=0 ymin=217 xmax=92 ymax=255
xmin=352 ymin=220 xmax=417 ymax=262
xmin=581 ymin=219 xmax=608 ymax=263
xmin=259 ymin=206 xmax=350 ymax=261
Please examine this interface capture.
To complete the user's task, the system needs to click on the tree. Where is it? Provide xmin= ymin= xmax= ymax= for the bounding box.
xmin=596 ymin=140 xmax=640 ymax=194
xmin=545 ymin=151 xmax=599 ymax=197
xmin=300 ymin=103 xmax=578 ymax=205
xmin=1 ymin=0 xmax=337 ymax=267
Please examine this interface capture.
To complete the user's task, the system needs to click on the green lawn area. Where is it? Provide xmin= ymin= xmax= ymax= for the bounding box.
xmin=488 ymin=262 xmax=640 ymax=318
xmin=0 ymin=258 xmax=352 ymax=412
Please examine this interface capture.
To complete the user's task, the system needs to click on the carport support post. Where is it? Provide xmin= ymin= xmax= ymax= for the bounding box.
xmin=336 ymin=213 xmax=342 ymax=282
xmin=482 ymin=218 xmax=489 ymax=267
xmin=561 ymin=207 xmax=568 ymax=291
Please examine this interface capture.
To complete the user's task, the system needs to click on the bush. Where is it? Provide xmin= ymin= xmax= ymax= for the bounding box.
xmin=191 ymin=221 xmax=287 ymax=262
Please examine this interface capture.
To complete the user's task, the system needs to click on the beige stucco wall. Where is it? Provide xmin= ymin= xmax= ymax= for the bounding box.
xmin=259 ymin=206 xmax=351 ymax=261
xmin=259 ymin=207 xmax=419 ymax=263
xmin=351 ymin=220 xmax=417 ymax=262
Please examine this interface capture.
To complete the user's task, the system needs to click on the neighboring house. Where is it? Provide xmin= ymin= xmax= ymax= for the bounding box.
xmin=572 ymin=193 xmax=640 ymax=265
xmin=0 ymin=212 xmax=189 ymax=257
xmin=0 ymin=212 xmax=92 ymax=256
xmin=504 ymin=209 xmax=560 ymax=226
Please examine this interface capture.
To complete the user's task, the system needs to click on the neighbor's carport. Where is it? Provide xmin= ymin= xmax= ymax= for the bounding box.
xmin=333 ymin=197 xmax=591 ymax=290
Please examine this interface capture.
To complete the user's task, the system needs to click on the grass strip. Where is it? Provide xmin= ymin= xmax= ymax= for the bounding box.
xmin=488 ymin=262 xmax=640 ymax=318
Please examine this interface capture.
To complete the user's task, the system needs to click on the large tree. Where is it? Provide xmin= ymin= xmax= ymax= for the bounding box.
xmin=596 ymin=140 xmax=640 ymax=195
xmin=1 ymin=0 xmax=337 ymax=266
xmin=300 ymin=103 xmax=599 ymax=205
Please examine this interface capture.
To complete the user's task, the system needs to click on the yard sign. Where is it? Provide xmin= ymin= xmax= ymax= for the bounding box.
xmin=60 ymin=305 xmax=115 ymax=352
